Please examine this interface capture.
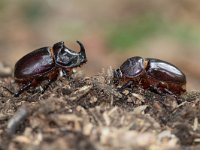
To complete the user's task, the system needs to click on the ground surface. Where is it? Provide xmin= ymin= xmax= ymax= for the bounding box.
xmin=0 ymin=67 xmax=200 ymax=150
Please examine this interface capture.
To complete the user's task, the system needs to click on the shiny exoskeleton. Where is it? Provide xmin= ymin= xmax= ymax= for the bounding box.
xmin=113 ymin=56 xmax=186 ymax=95
xmin=14 ymin=41 xmax=87 ymax=97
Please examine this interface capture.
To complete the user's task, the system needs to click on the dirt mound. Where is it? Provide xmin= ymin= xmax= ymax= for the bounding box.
xmin=0 ymin=69 xmax=200 ymax=150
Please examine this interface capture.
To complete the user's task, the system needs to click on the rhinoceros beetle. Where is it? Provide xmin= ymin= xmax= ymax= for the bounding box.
xmin=13 ymin=41 xmax=87 ymax=97
xmin=113 ymin=56 xmax=186 ymax=95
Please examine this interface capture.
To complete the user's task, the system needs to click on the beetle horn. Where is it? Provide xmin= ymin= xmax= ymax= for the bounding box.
xmin=77 ymin=41 xmax=85 ymax=54
xmin=77 ymin=41 xmax=87 ymax=62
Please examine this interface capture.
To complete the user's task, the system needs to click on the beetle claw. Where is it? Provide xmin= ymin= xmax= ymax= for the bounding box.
xmin=14 ymin=93 xmax=20 ymax=97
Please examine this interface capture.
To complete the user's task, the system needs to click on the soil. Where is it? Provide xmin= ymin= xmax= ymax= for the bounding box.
xmin=0 ymin=67 xmax=200 ymax=150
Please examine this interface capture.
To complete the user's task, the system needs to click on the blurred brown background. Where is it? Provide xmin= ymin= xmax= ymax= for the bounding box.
xmin=0 ymin=0 xmax=199 ymax=90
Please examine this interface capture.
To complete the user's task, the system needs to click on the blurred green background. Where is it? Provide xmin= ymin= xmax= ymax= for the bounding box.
xmin=0 ymin=0 xmax=200 ymax=90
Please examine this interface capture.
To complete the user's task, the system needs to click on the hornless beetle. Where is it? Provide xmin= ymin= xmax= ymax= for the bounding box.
xmin=113 ymin=56 xmax=186 ymax=95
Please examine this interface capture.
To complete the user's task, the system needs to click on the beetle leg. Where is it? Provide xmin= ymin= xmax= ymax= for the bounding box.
xmin=62 ymin=70 xmax=68 ymax=77
xmin=59 ymin=69 xmax=70 ymax=77
xmin=41 ymin=70 xmax=59 ymax=94
xmin=62 ymin=69 xmax=73 ymax=79
xmin=60 ymin=70 xmax=66 ymax=77
xmin=2 ymin=86 xmax=14 ymax=95
xmin=14 ymin=82 xmax=32 ymax=97
xmin=119 ymin=80 xmax=133 ymax=92
xmin=149 ymin=85 xmax=163 ymax=95
xmin=149 ymin=84 xmax=178 ymax=98
xmin=40 ymin=78 xmax=57 ymax=94
xmin=163 ymin=88 xmax=175 ymax=95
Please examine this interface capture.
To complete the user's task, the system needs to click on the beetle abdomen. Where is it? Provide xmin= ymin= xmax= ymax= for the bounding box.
xmin=14 ymin=47 xmax=55 ymax=79
xmin=146 ymin=58 xmax=186 ymax=84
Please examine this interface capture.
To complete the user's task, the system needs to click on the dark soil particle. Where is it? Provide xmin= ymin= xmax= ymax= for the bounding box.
xmin=0 ymin=69 xmax=200 ymax=150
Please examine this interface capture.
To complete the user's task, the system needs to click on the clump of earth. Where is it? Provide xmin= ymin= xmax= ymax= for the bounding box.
xmin=0 ymin=66 xmax=200 ymax=150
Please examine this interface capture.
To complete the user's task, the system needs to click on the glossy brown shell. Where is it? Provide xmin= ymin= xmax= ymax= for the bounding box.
xmin=14 ymin=47 xmax=55 ymax=80
xmin=145 ymin=58 xmax=186 ymax=84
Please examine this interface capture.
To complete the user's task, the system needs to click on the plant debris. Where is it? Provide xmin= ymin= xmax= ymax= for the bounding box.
xmin=0 ymin=68 xmax=200 ymax=150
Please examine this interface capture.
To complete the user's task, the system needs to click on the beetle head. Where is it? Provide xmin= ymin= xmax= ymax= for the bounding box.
xmin=113 ymin=69 xmax=122 ymax=79
xmin=113 ymin=69 xmax=122 ymax=85
xmin=113 ymin=57 xmax=145 ymax=85
xmin=53 ymin=41 xmax=87 ymax=68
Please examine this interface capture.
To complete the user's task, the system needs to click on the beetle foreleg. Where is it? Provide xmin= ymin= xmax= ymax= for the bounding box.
xmin=60 ymin=70 xmax=69 ymax=77
xmin=61 ymin=69 xmax=73 ymax=80
xmin=119 ymin=80 xmax=133 ymax=92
